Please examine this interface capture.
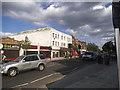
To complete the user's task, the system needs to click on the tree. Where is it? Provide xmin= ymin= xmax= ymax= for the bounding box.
xmin=102 ymin=41 xmax=116 ymax=53
xmin=20 ymin=36 xmax=31 ymax=55
xmin=87 ymin=43 xmax=101 ymax=53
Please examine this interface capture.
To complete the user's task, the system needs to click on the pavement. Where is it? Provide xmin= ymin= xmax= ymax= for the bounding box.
xmin=47 ymin=60 xmax=119 ymax=89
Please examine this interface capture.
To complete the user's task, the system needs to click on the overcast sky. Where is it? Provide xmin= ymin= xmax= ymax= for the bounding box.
xmin=1 ymin=1 xmax=114 ymax=49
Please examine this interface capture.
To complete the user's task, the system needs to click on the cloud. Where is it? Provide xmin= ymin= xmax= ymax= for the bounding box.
xmin=93 ymin=5 xmax=104 ymax=10
xmin=66 ymin=29 xmax=78 ymax=34
xmin=33 ymin=21 xmax=47 ymax=26
xmin=0 ymin=32 xmax=15 ymax=38
xmin=2 ymin=2 xmax=114 ymax=48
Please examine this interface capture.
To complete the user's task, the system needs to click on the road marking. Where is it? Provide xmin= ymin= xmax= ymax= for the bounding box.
xmin=30 ymin=73 xmax=60 ymax=84
xmin=11 ymin=66 xmax=80 ymax=88
xmin=11 ymin=73 xmax=60 ymax=88
xmin=72 ymin=67 xmax=79 ymax=71
xmin=11 ymin=83 xmax=29 ymax=88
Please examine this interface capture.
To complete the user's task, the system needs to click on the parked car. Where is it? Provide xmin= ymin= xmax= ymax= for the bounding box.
xmin=0 ymin=54 xmax=46 ymax=77
xmin=5 ymin=58 xmax=16 ymax=61
xmin=2 ymin=58 xmax=16 ymax=63
xmin=82 ymin=51 xmax=97 ymax=61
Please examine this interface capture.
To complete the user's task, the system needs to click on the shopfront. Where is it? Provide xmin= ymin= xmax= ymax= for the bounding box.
xmin=0 ymin=38 xmax=20 ymax=58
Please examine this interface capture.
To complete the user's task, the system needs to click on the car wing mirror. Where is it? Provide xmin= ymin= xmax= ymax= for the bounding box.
xmin=22 ymin=60 xmax=26 ymax=62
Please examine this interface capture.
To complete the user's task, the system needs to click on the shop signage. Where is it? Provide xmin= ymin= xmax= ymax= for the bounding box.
xmin=3 ymin=44 xmax=20 ymax=50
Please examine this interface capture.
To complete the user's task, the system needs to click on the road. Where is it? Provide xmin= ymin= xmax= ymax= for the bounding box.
xmin=2 ymin=58 xmax=96 ymax=88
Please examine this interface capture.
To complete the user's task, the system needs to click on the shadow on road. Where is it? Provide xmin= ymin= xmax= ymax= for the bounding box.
xmin=48 ymin=58 xmax=97 ymax=75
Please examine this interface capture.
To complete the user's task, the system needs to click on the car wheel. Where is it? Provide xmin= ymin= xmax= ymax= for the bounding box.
xmin=7 ymin=68 xmax=18 ymax=77
xmin=38 ymin=64 xmax=45 ymax=71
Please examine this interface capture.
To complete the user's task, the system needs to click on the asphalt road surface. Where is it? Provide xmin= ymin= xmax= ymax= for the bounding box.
xmin=2 ymin=59 xmax=96 ymax=88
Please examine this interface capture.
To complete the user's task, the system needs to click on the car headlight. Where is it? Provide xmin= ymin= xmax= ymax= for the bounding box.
xmin=1 ymin=66 xmax=6 ymax=70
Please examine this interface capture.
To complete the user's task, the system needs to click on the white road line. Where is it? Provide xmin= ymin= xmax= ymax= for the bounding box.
xmin=11 ymin=73 xmax=60 ymax=88
xmin=11 ymin=67 xmax=79 ymax=88
xmin=11 ymin=83 xmax=28 ymax=88
xmin=30 ymin=73 xmax=60 ymax=84
xmin=72 ymin=67 xmax=79 ymax=71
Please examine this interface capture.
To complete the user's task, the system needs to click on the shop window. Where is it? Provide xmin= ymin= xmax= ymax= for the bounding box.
xmin=56 ymin=52 xmax=59 ymax=57
xmin=53 ymin=52 xmax=55 ymax=58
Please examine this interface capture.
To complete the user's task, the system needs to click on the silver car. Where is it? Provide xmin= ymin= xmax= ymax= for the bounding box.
xmin=82 ymin=51 xmax=97 ymax=61
xmin=0 ymin=54 xmax=46 ymax=77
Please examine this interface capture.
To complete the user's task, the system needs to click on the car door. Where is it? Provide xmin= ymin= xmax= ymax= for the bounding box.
xmin=30 ymin=55 xmax=40 ymax=68
xmin=21 ymin=56 xmax=33 ymax=70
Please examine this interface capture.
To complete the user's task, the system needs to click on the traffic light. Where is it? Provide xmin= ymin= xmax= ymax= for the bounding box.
xmin=112 ymin=1 xmax=120 ymax=28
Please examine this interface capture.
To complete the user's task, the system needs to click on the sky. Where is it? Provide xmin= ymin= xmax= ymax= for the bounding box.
xmin=1 ymin=1 xmax=115 ymax=49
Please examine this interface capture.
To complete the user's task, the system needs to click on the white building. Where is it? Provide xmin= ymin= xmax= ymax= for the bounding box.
xmin=9 ymin=27 xmax=72 ymax=58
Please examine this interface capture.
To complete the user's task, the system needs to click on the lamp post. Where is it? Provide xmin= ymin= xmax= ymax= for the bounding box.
xmin=112 ymin=1 xmax=120 ymax=88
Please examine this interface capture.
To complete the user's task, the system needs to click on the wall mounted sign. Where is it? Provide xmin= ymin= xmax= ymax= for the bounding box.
xmin=3 ymin=44 xmax=20 ymax=50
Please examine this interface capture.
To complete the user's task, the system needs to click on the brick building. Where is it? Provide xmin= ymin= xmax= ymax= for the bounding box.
xmin=72 ymin=35 xmax=87 ymax=54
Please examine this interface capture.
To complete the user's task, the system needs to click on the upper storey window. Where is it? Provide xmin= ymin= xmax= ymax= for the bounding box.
xmin=61 ymin=36 xmax=63 ymax=40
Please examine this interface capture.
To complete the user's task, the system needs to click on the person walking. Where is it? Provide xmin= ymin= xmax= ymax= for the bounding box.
xmin=2 ymin=54 xmax=6 ymax=61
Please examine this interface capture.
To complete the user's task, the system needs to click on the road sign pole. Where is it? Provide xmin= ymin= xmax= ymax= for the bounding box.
xmin=115 ymin=28 xmax=120 ymax=88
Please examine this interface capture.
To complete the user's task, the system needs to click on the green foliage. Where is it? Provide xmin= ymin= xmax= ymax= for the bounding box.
xmin=102 ymin=41 xmax=116 ymax=53
xmin=20 ymin=36 xmax=31 ymax=55
xmin=87 ymin=43 xmax=101 ymax=53
xmin=72 ymin=45 xmax=78 ymax=51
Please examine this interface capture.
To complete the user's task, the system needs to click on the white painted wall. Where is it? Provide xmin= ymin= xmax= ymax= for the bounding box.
xmin=9 ymin=27 xmax=72 ymax=57
xmin=10 ymin=30 xmax=51 ymax=46
xmin=9 ymin=27 xmax=72 ymax=49
xmin=50 ymin=28 xmax=72 ymax=49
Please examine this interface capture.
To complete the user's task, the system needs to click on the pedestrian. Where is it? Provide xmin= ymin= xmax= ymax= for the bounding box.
xmin=2 ymin=54 xmax=6 ymax=61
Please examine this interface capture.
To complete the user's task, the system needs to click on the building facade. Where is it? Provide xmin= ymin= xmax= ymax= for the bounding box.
xmin=0 ymin=37 xmax=21 ymax=59
xmin=9 ymin=27 xmax=72 ymax=58
xmin=72 ymin=35 xmax=87 ymax=54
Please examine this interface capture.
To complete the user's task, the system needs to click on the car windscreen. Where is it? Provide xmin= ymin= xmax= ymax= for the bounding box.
xmin=14 ymin=56 xmax=24 ymax=62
